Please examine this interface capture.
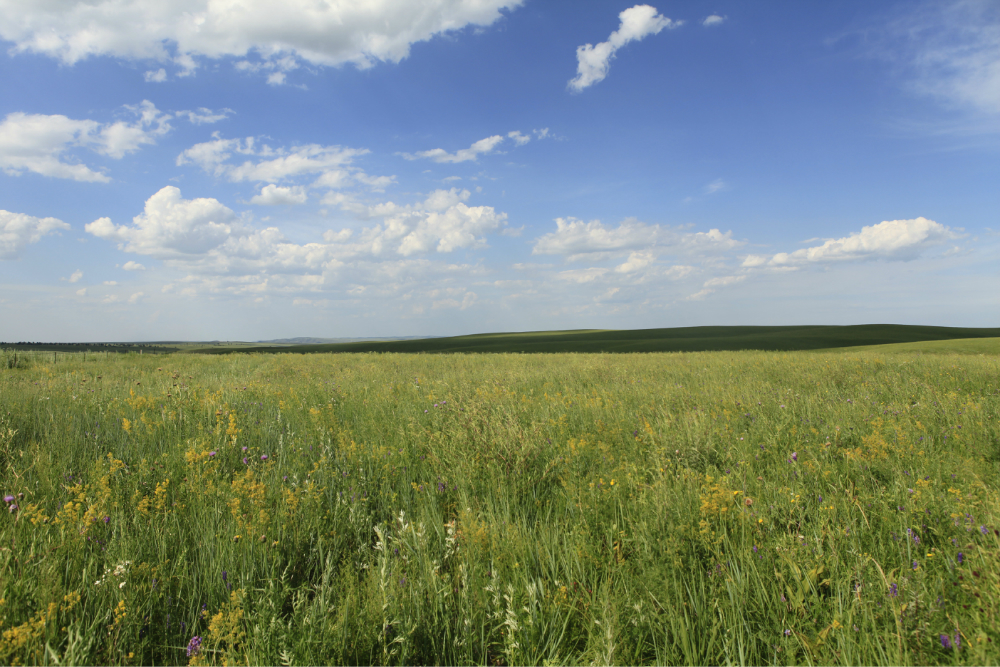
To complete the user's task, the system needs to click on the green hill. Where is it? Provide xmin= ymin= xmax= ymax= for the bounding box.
xmin=192 ymin=324 xmax=1000 ymax=355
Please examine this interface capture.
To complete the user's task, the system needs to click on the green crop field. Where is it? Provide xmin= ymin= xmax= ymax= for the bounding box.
xmin=194 ymin=324 xmax=1000 ymax=355
xmin=1 ymin=348 xmax=999 ymax=665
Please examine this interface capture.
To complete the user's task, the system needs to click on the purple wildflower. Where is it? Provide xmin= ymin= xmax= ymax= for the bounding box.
xmin=784 ymin=629 xmax=791 ymax=636
xmin=981 ymin=526 xmax=989 ymax=535
xmin=8 ymin=504 xmax=16 ymax=512
xmin=941 ymin=635 xmax=952 ymax=649
xmin=242 ymin=457 xmax=248 ymax=465
xmin=958 ymin=552 xmax=964 ymax=564
xmin=3 ymin=495 xmax=13 ymax=503
xmin=889 ymin=583 xmax=898 ymax=597
xmin=791 ymin=452 xmax=797 ymax=461
xmin=209 ymin=451 xmax=216 ymax=457
xmin=954 ymin=634 xmax=961 ymax=649
xmin=103 ymin=516 xmax=110 ymax=523
xmin=752 ymin=545 xmax=758 ymax=554
xmin=186 ymin=636 xmax=202 ymax=657
xmin=260 ymin=454 xmax=268 ymax=461
xmin=913 ymin=561 xmax=919 ymax=570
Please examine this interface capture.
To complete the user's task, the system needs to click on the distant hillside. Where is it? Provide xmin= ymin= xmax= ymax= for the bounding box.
xmin=256 ymin=336 xmax=436 ymax=345
xmin=195 ymin=324 xmax=1000 ymax=355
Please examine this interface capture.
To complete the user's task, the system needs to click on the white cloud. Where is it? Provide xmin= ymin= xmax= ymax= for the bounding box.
xmin=86 ymin=185 xmax=239 ymax=257
xmin=86 ymin=186 xmax=509 ymax=291
xmin=401 ymin=134 xmax=504 ymax=163
xmin=614 ymin=250 xmax=655 ymax=273
xmin=702 ymin=15 xmax=726 ymax=27
xmin=266 ymin=72 xmax=287 ymax=86
xmin=0 ymin=209 xmax=70 ymax=259
xmin=0 ymin=0 xmax=522 ymax=76
xmin=250 ymin=184 xmax=308 ymax=205
xmin=507 ymin=130 xmax=530 ymax=146
xmin=104 ymin=281 xmax=118 ymax=285
xmin=0 ymin=101 xmax=170 ymax=181
xmin=76 ymin=288 xmax=87 ymax=296
xmin=534 ymin=128 xmax=550 ymax=140
xmin=123 ymin=260 xmax=146 ymax=270
xmin=144 ymin=68 xmax=167 ymax=82
xmin=704 ymin=178 xmax=726 ymax=194
xmin=882 ymin=1 xmax=1000 ymax=117
xmin=68 ymin=269 xmax=83 ymax=283
xmin=568 ymin=4 xmax=680 ymax=92
xmin=175 ymin=108 xmax=233 ymax=125
xmin=177 ymin=134 xmax=377 ymax=185
xmin=744 ymin=217 xmax=959 ymax=267
xmin=128 ymin=291 xmax=144 ymax=304
xmin=558 ymin=268 xmax=609 ymax=283
xmin=532 ymin=217 xmax=740 ymax=259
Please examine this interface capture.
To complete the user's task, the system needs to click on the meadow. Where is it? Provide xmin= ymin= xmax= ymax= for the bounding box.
xmin=1 ymin=348 xmax=998 ymax=665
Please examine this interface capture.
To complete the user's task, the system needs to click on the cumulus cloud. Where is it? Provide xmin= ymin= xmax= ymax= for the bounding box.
xmin=742 ymin=217 xmax=959 ymax=267
xmin=0 ymin=101 xmax=172 ymax=182
xmin=703 ymin=15 xmax=726 ymax=27
xmin=175 ymin=108 xmax=233 ymax=125
xmin=532 ymin=217 xmax=740 ymax=260
xmin=86 ymin=185 xmax=509 ymax=294
xmin=177 ymin=134 xmax=386 ymax=187
xmin=568 ymin=4 xmax=680 ymax=92
xmin=507 ymin=130 xmax=530 ymax=146
xmin=144 ymin=68 xmax=167 ymax=82
xmin=123 ymin=260 xmax=146 ymax=270
xmin=0 ymin=209 xmax=70 ymax=259
xmin=0 ymin=0 xmax=522 ymax=77
xmin=614 ymin=250 xmax=656 ymax=273
xmin=250 ymin=184 xmax=308 ymax=205
xmin=401 ymin=135 xmax=504 ymax=163
xmin=68 ymin=269 xmax=83 ymax=283
xmin=86 ymin=185 xmax=239 ymax=257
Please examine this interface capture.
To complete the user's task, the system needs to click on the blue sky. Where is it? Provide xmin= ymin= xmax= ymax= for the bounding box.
xmin=1 ymin=0 xmax=997 ymax=341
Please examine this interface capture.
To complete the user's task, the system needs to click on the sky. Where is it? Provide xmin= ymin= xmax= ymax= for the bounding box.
xmin=0 ymin=0 xmax=998 ymax=342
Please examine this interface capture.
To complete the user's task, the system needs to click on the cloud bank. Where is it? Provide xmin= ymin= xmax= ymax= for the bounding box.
xmin=0 ymin=0 xmax=523 ymax=77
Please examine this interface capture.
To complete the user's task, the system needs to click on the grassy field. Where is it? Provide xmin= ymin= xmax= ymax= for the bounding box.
xmin=1 ymin=348 xmax=999 ymax=665
xmin=195 ymin=324 xmax=1000 ymax=355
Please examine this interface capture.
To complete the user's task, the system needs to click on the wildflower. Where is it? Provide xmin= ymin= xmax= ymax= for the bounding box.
xmin=889 ymin=583 xmax=898 ymax=597
xmin=784 ymin=629 xmax=791 ymax=636
xmin=8 ymin=504 xmax=16 ymax=512
xmin=209 ymin=451 xmax=216 ymax=457
xmin=752 ymin=545 xmax=758 ymax=554
xmin=791 ymin=452 xmax=797 ymax=461
xmin=981 ymin=526 xmax=989 ymax=535
xmin=954 ymin=634 xmax=961 ymax=649
xmin=3 ymin=495 xmax=13 ymax=503
xmin=242 ymin=457 xmax=248 ymax=465
xmin=261 ymin=454 xmax=268 ymax=461
xmin=941 ymin=635 xmax=952 ymax=649
xmin=242 ymin=446 xmax=247 ymax=452
xmin=958 ymin=552 xmax=964 ymax=564
xmin=103 ymin=516 xmax=110 ymax=523
xmin=186 ymin=636 xmax=202 ymax=658
xmin=912 ymin=561 xmax=919 ymax=570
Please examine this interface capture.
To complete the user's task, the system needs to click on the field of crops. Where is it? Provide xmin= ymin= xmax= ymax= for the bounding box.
xmin=1 ymin=349 xmax=998 ymax=665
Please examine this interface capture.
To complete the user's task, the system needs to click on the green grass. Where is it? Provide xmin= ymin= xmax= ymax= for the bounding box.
xmin=195 ymin=324 xmax=1000 ymax=355
xmin=823 ymin=337 xmax=1000 ymax=356
xmin=1 ymin=349 xmax=999 ymax=665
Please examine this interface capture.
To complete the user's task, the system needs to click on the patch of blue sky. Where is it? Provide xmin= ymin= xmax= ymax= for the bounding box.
xmin=0 ymin=0 xmax=997 ymax=341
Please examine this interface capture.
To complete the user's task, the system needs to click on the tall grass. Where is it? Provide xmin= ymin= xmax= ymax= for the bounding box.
xmin=1 ymin=350 xmax=998 ymax=665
